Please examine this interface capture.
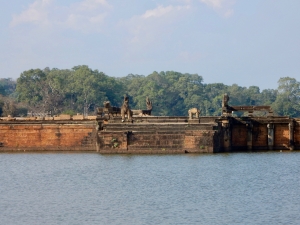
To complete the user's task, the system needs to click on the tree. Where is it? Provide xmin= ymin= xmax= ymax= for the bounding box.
xmin=16 ymin=69 xmax=47 ymax=110
xmin=13 ymin=66 xmax=300 ymax=117
xmin=0 ymin=78 xmax=17 ymax=96
xmin=70 ymin=65 xmax=123 ymax=115
xmin=46 ymin=68 xmax=72 ymax=114
xmin=272 ymin=77 xmax=300 ymax=117
xmin=16 ymin=68 xmax=63 ymax=114
xmin=0 ymin=97 xmax=17 ymax=116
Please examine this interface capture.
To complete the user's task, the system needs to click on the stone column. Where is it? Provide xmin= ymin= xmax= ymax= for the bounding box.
xmin=289 ymin=121 xmax=294 ymax=150
xmin=222 ymin=120 xmax=232 ymax=151
xmin=95 ymin=122 xmax=101 ymax=152
xmin=246 ymin=122 xmax=253 ymax=150
xmin=267 ymin=123 xmax=274 ymax=150
xmin=123 ymin=131 xmax=129 ymax=150
xmin=96 ymin=134 xmax=100 ymax=152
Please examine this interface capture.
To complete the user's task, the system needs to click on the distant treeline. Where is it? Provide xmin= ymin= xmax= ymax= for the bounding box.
xmin=0 ymin=65 xmax=299 ymax=117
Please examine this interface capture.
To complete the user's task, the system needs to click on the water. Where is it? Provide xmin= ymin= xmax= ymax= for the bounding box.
xmin=0 ymin=152 xmax=300 ymax=225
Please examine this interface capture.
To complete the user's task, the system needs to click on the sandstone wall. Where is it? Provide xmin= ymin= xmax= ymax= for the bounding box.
xmin=232 ymin=124 xmax=247 ymax=148
xmin=1 ymin=116 xmax=300 ymax=153
xmin=221 ymin=117 xmax=300 ymax=151
xmin=97 ymin=121 xmax=218 ymax=154
xmin=295 ymin=119 xmax=300 ymax=149
xmin=252 ymin=124 xmax=268 ymax=148
xmin=274 ymin=124 xmax=289 ymax=149
xmin=0 ymin=121 xmax=97 ymax=152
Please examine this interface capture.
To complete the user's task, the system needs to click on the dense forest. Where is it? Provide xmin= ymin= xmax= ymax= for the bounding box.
xmin=0 ymin=65 xmax=299 ymax=117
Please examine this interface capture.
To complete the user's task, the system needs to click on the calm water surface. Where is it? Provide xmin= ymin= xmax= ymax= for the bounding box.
xmin=0 ymin=152 xmax=300 ymax=225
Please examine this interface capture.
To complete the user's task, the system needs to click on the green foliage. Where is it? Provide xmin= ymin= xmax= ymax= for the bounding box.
xmin=272 ymin=77 xmax=300 ymax=117
xmin=15 ymin=66 xmax=124 ymax=115
xmin=16 ymin=69 xmax=47 ymax=107
xmin=0 ymin=97 xmax=17 ymax=116
xmin=14 ymin=107 xmax=28 ymax=117
xmin=61 ymin=109 xmax=77 ymax=116
xmin=0 ymin=66 xmax=296 ymax=118
xmin=0 ymin=98 xmax=3 ymax=116
xmin=69 ymin=65 xmax=124 ymax=115
xmin=119 ymin=71 xmax=204 ymax=116
xmin=0 ymin=78 xmax=16 ymax=96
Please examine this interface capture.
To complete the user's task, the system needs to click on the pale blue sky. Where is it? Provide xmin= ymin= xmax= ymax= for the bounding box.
xmin=0 ymin=0 xmax=299 ymax=90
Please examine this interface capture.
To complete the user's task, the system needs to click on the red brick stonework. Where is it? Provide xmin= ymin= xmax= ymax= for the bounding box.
xmin=252 ymin=124 xmax=268 ymax=148
xmin=1 ymin=116 xmax=300 ymax=153
xmin=295 ymin=120 xmax=300 ymax=148
xmin=97 ymin=119 xmax=218 ymax=153
xmin=0 ymin=120 xmax=97 ymax=151
xmin=274 ymin=124 xmax=289 ymax=149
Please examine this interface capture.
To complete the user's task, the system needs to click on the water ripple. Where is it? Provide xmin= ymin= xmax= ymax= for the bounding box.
xmin=0 ymin=152 xmax=300 ymax=225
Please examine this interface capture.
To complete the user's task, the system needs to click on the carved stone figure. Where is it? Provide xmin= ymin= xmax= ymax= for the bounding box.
xmin=222 ymin=93 xmax=229 ymax=108
xmin=97 ymin=101 xmax=121 ymax=117
xmin=131 ymin=97 xmax=153 ymax=116
xmin=121 ymin=95 xmax=132 ymax=122
xmin=188 ymin=108 xmax=200 ymax=119
xmin=146 ymin=97 xmax=152 ymax=111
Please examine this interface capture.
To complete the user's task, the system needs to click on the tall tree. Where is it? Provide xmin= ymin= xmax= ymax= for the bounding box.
xmin=70 ymin=65 xmax=123 ymax=115
xmin=16 ymin=69 xmax=47 ymax=110
xmin=0 ymin=78 xmax=16 ymax=96
xmin=272 ymin=77 xmax=300 ymax=117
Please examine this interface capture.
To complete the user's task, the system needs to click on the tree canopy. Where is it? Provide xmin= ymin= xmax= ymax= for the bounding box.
xmin=0 ymin=66 xmax=299 ymax=117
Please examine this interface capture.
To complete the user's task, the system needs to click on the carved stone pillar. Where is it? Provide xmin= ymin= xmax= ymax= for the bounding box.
xmin=289 ymin=121 xmax=294 ymax=150
xmin=267 ymin=123 xmax=274 ymax=150
xmin=96 ymin=122 xmax=102 ymax=152
xmin=123 ymin=131 xmax=129 ymax=150
xmin=246 ymin=121 xmax=253 ymax=150
xmin=222 ymin=120 xmax=232 ymax=151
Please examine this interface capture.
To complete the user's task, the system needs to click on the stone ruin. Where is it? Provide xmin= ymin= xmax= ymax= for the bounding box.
xmin=188 ymin=108 xmax=200 ymax=119
xmin=96 ymin=93 xmax=273 ymax=120
xmin=97 ymin=96 xmax=153 ymax=120
xmin=221 ymin=93 xmax=273 ymax=117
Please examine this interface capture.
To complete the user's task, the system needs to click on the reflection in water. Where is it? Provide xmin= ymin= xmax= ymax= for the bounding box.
xmin=0 ymin=152 xmax=300 ymax=225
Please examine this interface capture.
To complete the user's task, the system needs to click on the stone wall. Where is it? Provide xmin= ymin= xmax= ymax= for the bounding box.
xmin=1 ymin=115 xmax=300 ymax=153
xmin=232 ymin=124 xmax=247 ymax=148
xmin=295 ymin=119 xmax=300 ymax=149
xmin=252 ymin=124 xmax=268 ymax=148
xmin=218 ymin=117 xmax=300 ymax=151
xmin=97 ymin=118 xmax=218 ymax=154
xmin=0 ymin=120 xmax=97 ymax=152
xmin=274 ymin=124 xmax=289 ymax=149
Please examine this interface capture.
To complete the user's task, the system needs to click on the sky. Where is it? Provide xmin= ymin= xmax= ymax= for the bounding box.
xmin=0 ymin=0 xmax=299 ymax=90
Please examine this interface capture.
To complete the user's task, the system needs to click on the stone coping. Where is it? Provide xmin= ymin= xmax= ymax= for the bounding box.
xmin=0 ymin=115 xmax=97 ymax=121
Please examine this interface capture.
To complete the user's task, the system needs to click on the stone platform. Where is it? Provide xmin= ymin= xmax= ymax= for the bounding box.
xmin=0 ymin=115 xmax=299 ymax=153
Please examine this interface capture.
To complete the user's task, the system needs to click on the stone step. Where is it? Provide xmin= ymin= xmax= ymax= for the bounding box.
xmin=102 ymin=125 xmax=216 ymax=132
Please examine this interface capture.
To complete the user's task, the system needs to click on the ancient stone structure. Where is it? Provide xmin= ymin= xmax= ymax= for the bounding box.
xmin=0 ymin=119 xmax=97 ymax=151
xmin=99 ymin=96 xmax=152 ymax=118
xmin=131 ymin=97 xmax=153 ymax=116
xmin=188 ymin=108 xmax=200 ymax=119
xmin=222 ymin=93 xmax=229 ymax=108
xmin=146 ymin=97 xmax=152 ymax=111
xmin=121 ymin=95 xmax=132 ymax=122
xmin=222 ymin=93 xmax=273 ymax=116
xmin=97 ymin=101 xmax=121 ymax=117
xmin=97 ymin=116 xmax=217 ymax=153
xmin=0 ymin=93 xmax=300 ymax=153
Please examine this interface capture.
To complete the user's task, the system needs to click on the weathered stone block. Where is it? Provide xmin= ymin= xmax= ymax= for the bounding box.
xmin=58 ymin=114 xmax=72 ymax=120
xmin=87 ymin=116 xmax=97 ymax=120
xmin=73 ymin=115 xmax=85 ymax=120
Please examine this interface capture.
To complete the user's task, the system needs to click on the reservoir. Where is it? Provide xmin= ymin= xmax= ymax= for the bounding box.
xmin=1 ymin=152 xmax=300 ymax=225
